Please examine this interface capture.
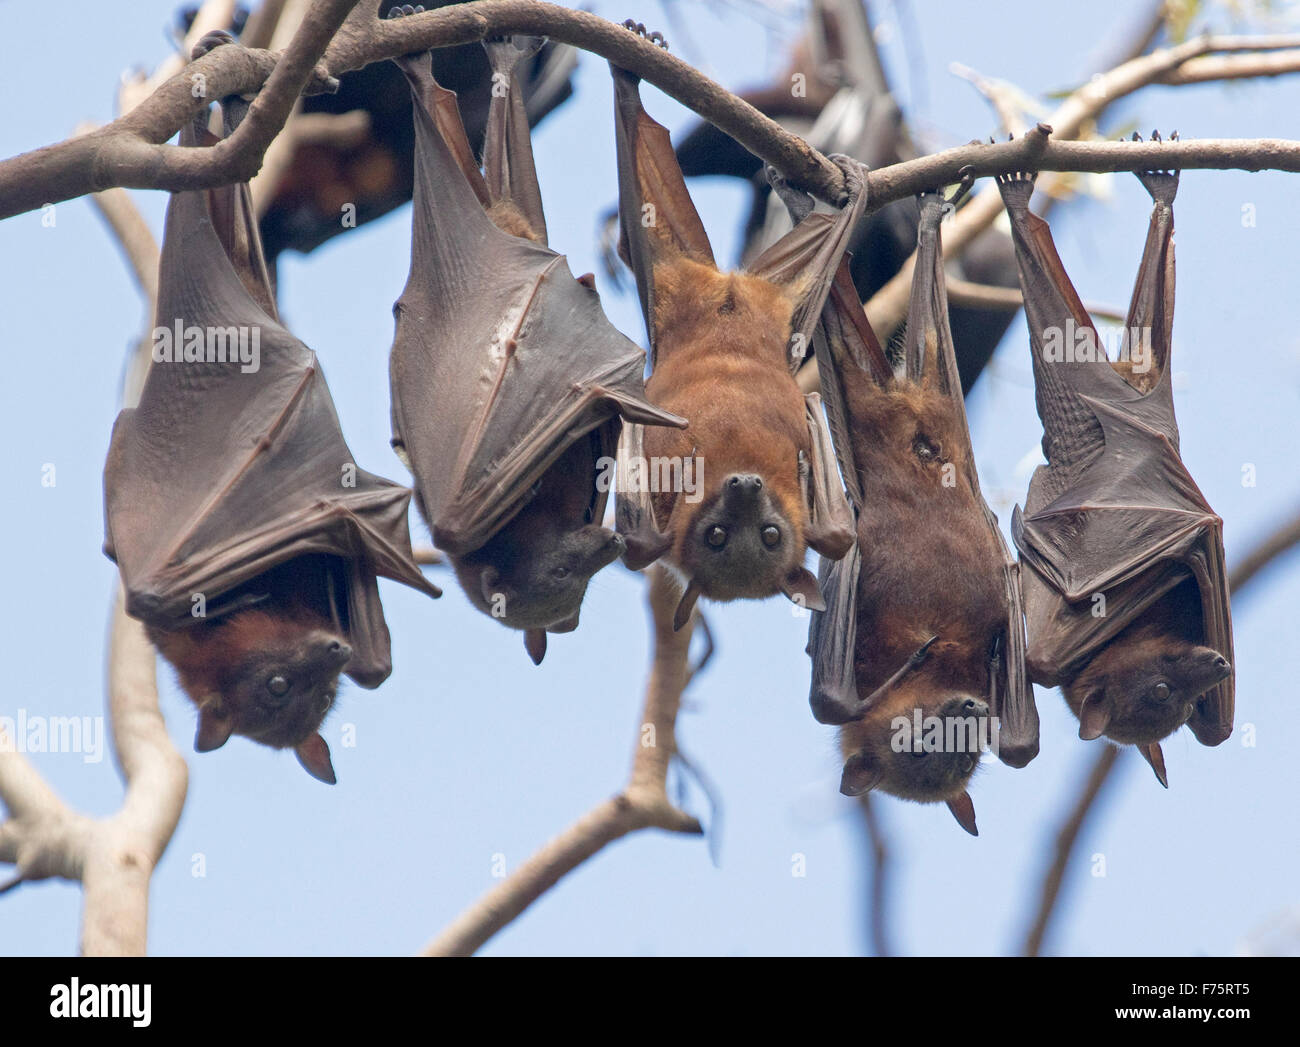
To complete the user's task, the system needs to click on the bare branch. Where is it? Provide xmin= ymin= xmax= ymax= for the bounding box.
xmin=856 ymin=794 xmax=892 ymax=957
xmin=421 ymin=565 xmax=704 ymax=956
xmin=6 ymin=8 xmax=1300 ymax=224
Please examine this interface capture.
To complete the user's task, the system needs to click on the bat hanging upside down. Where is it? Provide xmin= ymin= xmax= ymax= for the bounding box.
xmin=104 ymin=97 xmax=439 ymax=783
xmin=609 ymin=26 xmax=866 ymax=629
xmin=387 ymin=11 xmax=685 ymax=663
xmin=996 ymin=144 xmax=1234 ymax=786
xmin=806 ymin=191 xmax=1038 ymax=836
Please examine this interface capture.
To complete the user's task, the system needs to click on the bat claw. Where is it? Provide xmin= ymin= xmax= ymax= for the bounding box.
xmin=191 ymin=29 xmax=237 ymax=60
xmin=620 ymin=18 xmax=669 ymax=49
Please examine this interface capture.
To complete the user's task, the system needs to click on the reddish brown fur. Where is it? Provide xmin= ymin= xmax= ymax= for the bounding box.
xmin=148 ymin=592 xmax=346 ymax=751
xmin=837 ymin=373 xmax=1009 ymax=802
xmin=643 ymin=257 xmax=814 ymax=598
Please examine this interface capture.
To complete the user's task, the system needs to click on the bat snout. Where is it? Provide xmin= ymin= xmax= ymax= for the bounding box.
xmin=721 ymin=474 xmax=764 ymax=507
xmin=309 ymin=634 xmax=353 ymax=670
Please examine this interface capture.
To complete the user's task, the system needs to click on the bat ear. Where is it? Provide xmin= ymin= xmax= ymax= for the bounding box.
xmin=295 ymin=734 xmax=337 ymax=785
xmin=839 ymin=750 xmax=882 ymax=796
xmin=946 ymin=791 xmax=979 ymax=836
xmin=480 ymin=566 xmax=507 ymax=606
xmin=194 ymin=704 xmax=233 ymax=753
xmin=1138 ymin=741 xmax=1168 ymax=789
xmin=1078 ymin=689 xmax=1112 ymax=741
xmin=782 ymin=566 xmax=826 ymax=612
xmin=622 ymin=529 xmax=673 ymax=572
xmin=524 ymin=628 xmax=547 ymax=665
xmin=673 ymin=579 xmax=703 ymax=632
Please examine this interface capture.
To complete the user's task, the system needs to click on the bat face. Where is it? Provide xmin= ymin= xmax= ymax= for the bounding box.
xmin=840 ymin=688 xmax=989 ymax=803
xmin=641 ymin=265 xmax=819 ymax=605
xmin=1064 ymin=623 xmax=1231 ymax=745
xmin=452 ymin=516 xmax=625 ymax=632
xmin=149 ymin=607 xmax=349 ymax=771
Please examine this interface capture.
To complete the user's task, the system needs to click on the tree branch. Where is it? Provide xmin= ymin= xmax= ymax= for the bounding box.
xmin=1022 ymin=746 xmax=1122 ymax=956
xmin=421 ymin=565 xmax=704 ymax=956
xmin=5 ymin=8 xmax=1300 ymax=223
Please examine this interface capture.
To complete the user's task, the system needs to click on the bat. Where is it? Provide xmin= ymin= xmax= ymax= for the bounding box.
xmin=671 ymin=0 xmax=1021 ymax=395
xmin=103 ymin=108 xmax=440 ymax=784
xmin=388 ymin=18 xmax=685 ymax=664
xmin=608 ymin=36 xmax=865 ymax=630
xmin=996 ymin=154 xmax=1234 ymax=784
xmin=806 ymin=191 xmax=1038 ymax=835
xmin=259 ymin=1 xmax=577 ymax=263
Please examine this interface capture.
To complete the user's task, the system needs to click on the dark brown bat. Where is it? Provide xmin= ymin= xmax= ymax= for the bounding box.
xmin=388 ymin=21 xmax=685 ymax=663
xmin=996 ymin=157 xmax=1234 ymax=784
xmin=103 ymin=111 xmax=440 ymax=784
xmin=258 ymin=1 xmax=576 ymax=263
xmin=806 ymin=191 xmax=1037 ymax=835
xmin=609 ymin=44 xmax=864 ymax=629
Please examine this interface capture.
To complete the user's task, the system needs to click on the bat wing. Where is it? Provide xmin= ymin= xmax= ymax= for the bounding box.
xmin=104 ymin=154 xmax=438 ymax=689
xmin=807 ymin=541 xmax=861 ymax=725
xmin=908 ymin=193 xmax=1038 ymax=765
xmin=610 ymin=64 xmax=717 ymax=363
xmin=392 ymin=52 xmax=684 ymax=557
xmin=1003 ymin=167 xmax=1232 ymax=743
xmin=483 ymin=36 xmax=550 ymax=245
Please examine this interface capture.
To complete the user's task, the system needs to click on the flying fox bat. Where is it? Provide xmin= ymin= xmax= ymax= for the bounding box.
xmin=103 ymin=108 xmax=439 ymax=784
xmin=806 ymin=191 xmax=1037 ymax=835
xmin=996 ymin=155 xmax=1234 ymax=785
xmin=608 ymin=38 xmax=863 ymax=630
xmin=388 ymin=18 xmax=685 ymax=664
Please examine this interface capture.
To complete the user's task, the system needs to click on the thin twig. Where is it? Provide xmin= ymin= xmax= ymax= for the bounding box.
xmin=1022 ymin=746 xmax=1122 ymax=956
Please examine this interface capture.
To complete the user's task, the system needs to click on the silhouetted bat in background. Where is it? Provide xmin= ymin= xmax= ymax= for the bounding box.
xmin=671 ymin=0 xmax=1021 ymax=395
xmin=251 ymin=0 xmax=576 ymax=263
xmin=997 ymin=159 xmax=1234 ymax=785
xmin=104 ymin=109 xmax=439 ymax=783
xmin=388 ymin=19 xmax=684 ymax=664
xmin=609 ymin=41 xmax=863 ymax=629
xmin=807 ymin=192 xmax=1037 ymax=835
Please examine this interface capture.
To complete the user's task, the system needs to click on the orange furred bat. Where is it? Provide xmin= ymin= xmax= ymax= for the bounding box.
xmin=609 ymin=33 xmax=864 ymax=629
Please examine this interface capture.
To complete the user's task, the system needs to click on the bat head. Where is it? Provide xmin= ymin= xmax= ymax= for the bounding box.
xmin=1065 ymin=631 xmax=1232 ymax=745
xmin=454 ymin=521 xmax=626 ymax=633
xmin=674 ymin=472 xmax=819 ymax=610
xmin=150 ymin=607 xmax=350 ymax=783
xmin=833 ymin=664 xmax=993 ymax=841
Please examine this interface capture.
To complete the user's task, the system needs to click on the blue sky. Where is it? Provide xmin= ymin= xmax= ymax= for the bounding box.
xmin=0 ymin=0 xmax=1296 ymax=956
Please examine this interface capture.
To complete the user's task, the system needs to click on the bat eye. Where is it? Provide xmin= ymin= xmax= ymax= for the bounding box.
xmin=705 ymin=525 xmax=727 ymax=549
xmin=266 ymin=675 xmax=291 ymax=698
xmin=760 ymin=525 xmax=781 ymax=548
xmin=551 ymin=566 xmax=571 ymax=580
xmin=1151 ymin=682 xmax=1172 ymax=703
xmin=912 ymin=434 xmax=940 ymax=462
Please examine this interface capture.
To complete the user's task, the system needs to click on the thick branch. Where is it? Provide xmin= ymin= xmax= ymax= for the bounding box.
xmin=421 ymin=565 xmax=703 ymax=957
xmin=6 ymin=8 xmax=1300 ymax=222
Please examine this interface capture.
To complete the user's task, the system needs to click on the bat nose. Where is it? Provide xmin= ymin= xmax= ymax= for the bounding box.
xmin=962 ymin=697 xmax=989 ymax=717
xmin=315 ymin=637 xmax=352 ymax=668
xmin=725 ymin=474 xmax=763 ymax=491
